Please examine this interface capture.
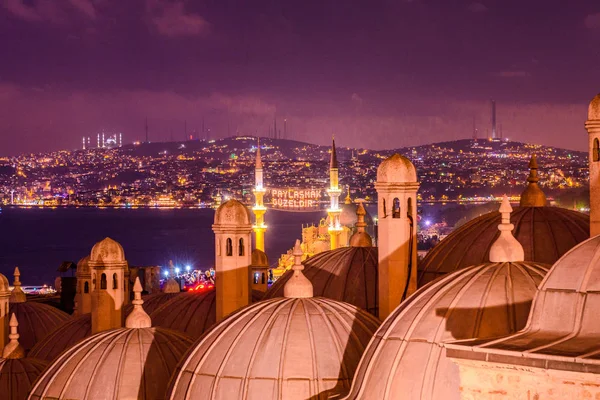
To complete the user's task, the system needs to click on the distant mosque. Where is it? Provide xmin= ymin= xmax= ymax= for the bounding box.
xmin=2 ymin=94 xmax=600 ymax=399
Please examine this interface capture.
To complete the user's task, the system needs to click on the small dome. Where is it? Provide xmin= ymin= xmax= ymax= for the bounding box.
xmin=90 ymin=237 xmax=125 ymax=264
xmin=0 ymin=273 xmax=9 ymax=294
xmin=29 ymin=327 xmax=194 ymax=400
xmin=214 ymin=199 xmax=251 ymax=225
xmin=346 ymin=261 xmax=548 ymax=400
xmin=9 ymin=302 xmax=70 ymax=352
xmin=28 ymin=313 xmax=91 ymax=362
xmin=251 ymin=248 xmax=269 ymax=267
xmin=0 ymin=358 xmax=48 ymax=400
xmin=376 ymin=153 xmax=417 ymax=183
xmin=264 ymin=247 xmax=379 ymax=316
xmin=150 ymin=290 xmax=216 ymax=339
xmin=168 ymin=297 xmax=381 ymax=400
xmin=418 ymin=206 xmax=589 ymax=287
xmin=589 ymin=93 xmax=600 ymax=120
xmin=76 ymin=255 xmax=90 ymax=276
xmin=454 ymin=235 xmax=600 ymax=367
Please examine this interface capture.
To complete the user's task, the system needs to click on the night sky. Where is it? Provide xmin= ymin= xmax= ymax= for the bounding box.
xmin=1 ymin=0 xmax=599 ymax=156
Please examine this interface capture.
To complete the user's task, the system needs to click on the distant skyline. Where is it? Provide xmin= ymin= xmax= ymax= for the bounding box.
xmin=1 ymin=0 xmax=599 ymax=156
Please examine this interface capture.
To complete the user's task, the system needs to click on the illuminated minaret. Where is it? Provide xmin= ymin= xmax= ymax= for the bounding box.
xmin=586 ymin=93 xmax=600 ymax=236
xmin=252 ymin=139 xmax=267 ymax=251
xmin=327 ymin=138 xmax=343 ymax=249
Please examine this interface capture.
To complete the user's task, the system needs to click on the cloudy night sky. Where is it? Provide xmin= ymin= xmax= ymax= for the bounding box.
xmin=1 ymin=0 xmax=599 ymax=156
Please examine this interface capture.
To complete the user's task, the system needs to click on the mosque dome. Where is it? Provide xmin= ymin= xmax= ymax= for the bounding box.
xmin=90 ymin=237 xmax=125 ymax=264
xmin=589 ymin=93 xmax=600 ymax=120
xmin=376 ymin=153 xmax=417 ymax=183
xmin=76 ymin=255 xmax=90 ymax=276
xmin=9 ymin=302 xmax=70 ymax=352
xmin=28 ymin=313 xmax=91 ymax=362
xmin=0 ymin=358 xmax=47 ymax=400
xmin=346 ymin=261 xmax=548 ymax=400
xmin=0 ymin=273 xmax=9 ymax=294
xmin=150 ymin=290 xmax=216 ymax=339
xmin=167 ymin=297 xmax=381 ymax=400
xmin=214 ymin=199 xmax=251 ymax=225
xmin=263 ymin=247 xmax=379 ymax=316
xmin=417 ymin=206 xmax=588 ymax=287
xmin=126 ymin=292 xmax=181 ymax=315
xmin=251 ymin=248 xmax=269 ymax=267
xmin=0 ymin=314 xmax=48 ymax=400
xmin=29 ymin=327 xmax=194 ymax=400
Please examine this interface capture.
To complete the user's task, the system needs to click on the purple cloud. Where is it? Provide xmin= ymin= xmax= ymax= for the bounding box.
xmin=146 ymin=0 xmax=209 ymax=37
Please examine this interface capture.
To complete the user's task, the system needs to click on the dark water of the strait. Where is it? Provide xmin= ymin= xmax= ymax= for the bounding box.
xmin=0 ymin=207 xmax=328 ymax=285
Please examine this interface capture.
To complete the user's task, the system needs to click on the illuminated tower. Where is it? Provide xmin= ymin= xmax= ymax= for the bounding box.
xmin=375 ymin=154 xmax=419 ymax=319
xmin=212 ymin=200 xmax=252 ymax=321
xmin=89 ymin=237 xmax=129 ymax=334
xmin=252 ymin=139 xmax=267 ymax=251
xmin=327 ymin=138 xmax=343 ymax=249
xmin=587 ymin=93 xmax=600 ymax=237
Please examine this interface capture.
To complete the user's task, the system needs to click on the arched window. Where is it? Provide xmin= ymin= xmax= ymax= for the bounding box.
xmin=100 ymin=273 xmax=107 ymax=290
xmin=407 ymin=197 xmax=413 ymax=220
xmin=594 ymin=138 xmax=600 ymax=162
xmin=261 ymin=273 xmax=266 ymax=284
xmin=226 ymin=238 xmax=233 ymax=256
xmin=392 ymin=198 xmax=401 ymax=218
xmin=254 ymin=272 xmax=260 ymax=284
xmin=382 ymin=198 xmax=387 ymax=218
xmin=239 ymin=238 xmax=245 ymax=256
xmin=84 ymin=281 xmax=89 ymax=294
xmin=113 ymin=273 xmax=118 ymax=289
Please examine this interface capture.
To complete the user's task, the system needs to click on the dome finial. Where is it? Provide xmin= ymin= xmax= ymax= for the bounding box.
xmin=125 ymin=277 xmax=151 ymax=328
xmin=283 ymin=240 xmax=313 ymax=298
xmin=489 ymin=195 xmax=525 ymax=262
xmin=520 ymin=154 xmax=547 ymax=207
xmin=10 ymin=266 xmax=26 ymax=303
xmin=345 ymin=186 xmax=352 ymax=204
xmin=350 ymin=201 xmax=373 ymax=247
xmin=3 ymin=313 xmax=25 ymax=359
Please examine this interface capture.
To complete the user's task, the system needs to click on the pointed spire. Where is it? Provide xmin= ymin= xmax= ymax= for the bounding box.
xmin=489 ymin=195 xmax=525 ymax=262
xmin=125 ymin=278 xmax=151 ymax=328
xmin=9 ymin=267 xmax=26 ymax=303
xmin=520 ymin=154 xmax=547 ymax=207
xmin=283 ymin=240 xmax=313 ymax=298
xmin=3 ymin=314 xmax=24 ymax=359
xmin=350 ymin=201 xmax=373 ymax=247
xmin=330 ymin=137 xmax=338 ymax=169
xmin=344 ymin=186 xmax=352 ymax=205
xmin=255 ymin=137 xmax=263 ymax=169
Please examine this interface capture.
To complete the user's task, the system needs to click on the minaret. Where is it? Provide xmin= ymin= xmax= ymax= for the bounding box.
xmin=375 ymin=154 xmax=420 ymax=319
xmin=283 ymin=240 xmax=313 ymax=298
xmin=2 ymin=314 xmax=24 ymax=359
xmin=89 ymin=237 xmax=128 ymax=334
xmin=349 ymin=201 xmax=373 ymax=247
xmin=9 ymin=267 xmax=26 ymax=303
xmin=0 ymin=273 xmax=10 ymax=353
xmin=490 ymin=195 xmax=525 ymax=262
xmin=252 ymin=139 xmax=267 ymax=252
xmin=586 ymin=93 xmax=600 ymax=237
xmin=519 ymin=155 xmax=547 ymax=207
xmin=212 ymin=200 xmax=253 ymax=321
xmin=327 ymin=138 xmax=343 ymax=249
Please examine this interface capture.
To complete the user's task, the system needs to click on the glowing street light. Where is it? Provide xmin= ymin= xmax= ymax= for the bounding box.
xmin=185 ymin=265 xmax=191 ymax=272
xmin=175 ymin=267 xmax=180 ymax=274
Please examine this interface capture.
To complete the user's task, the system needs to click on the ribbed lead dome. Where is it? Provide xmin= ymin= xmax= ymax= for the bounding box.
xmin=9 ymin=302 xmax=70 ymax=352
xmin=28 ymin=313 xmax=92 ymax=362
xmin=150 ymin=290 xmax=216 ymax=339
xmin=29 ymin=327 xmax=194 ymax=400
xmin=346 ymin=261 xmax=548 ymax=400
xmin=418 ymin=206 xmax=588 ymax=287
xmin=0 ymin=357 xmax=48 ymax=400
xmin=168 ymin=297 xmax=381 ymax=400
xmin=263 ymin=247 xmax=379 ymax=316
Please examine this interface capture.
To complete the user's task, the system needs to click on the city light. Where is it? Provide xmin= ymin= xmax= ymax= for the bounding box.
xmin=185 ymin=265 xmax=191 ymax=271
xmin=175 ymin=267 xmax=180 ymax=274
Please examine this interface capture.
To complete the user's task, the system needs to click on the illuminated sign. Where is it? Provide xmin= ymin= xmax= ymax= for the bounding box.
xmin=269 ymin=188 xmax=323 ymax=209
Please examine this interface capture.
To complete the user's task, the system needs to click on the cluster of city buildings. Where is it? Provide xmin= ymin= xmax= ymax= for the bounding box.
xmin=0 ymin=135 xmax=587 ymax=209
